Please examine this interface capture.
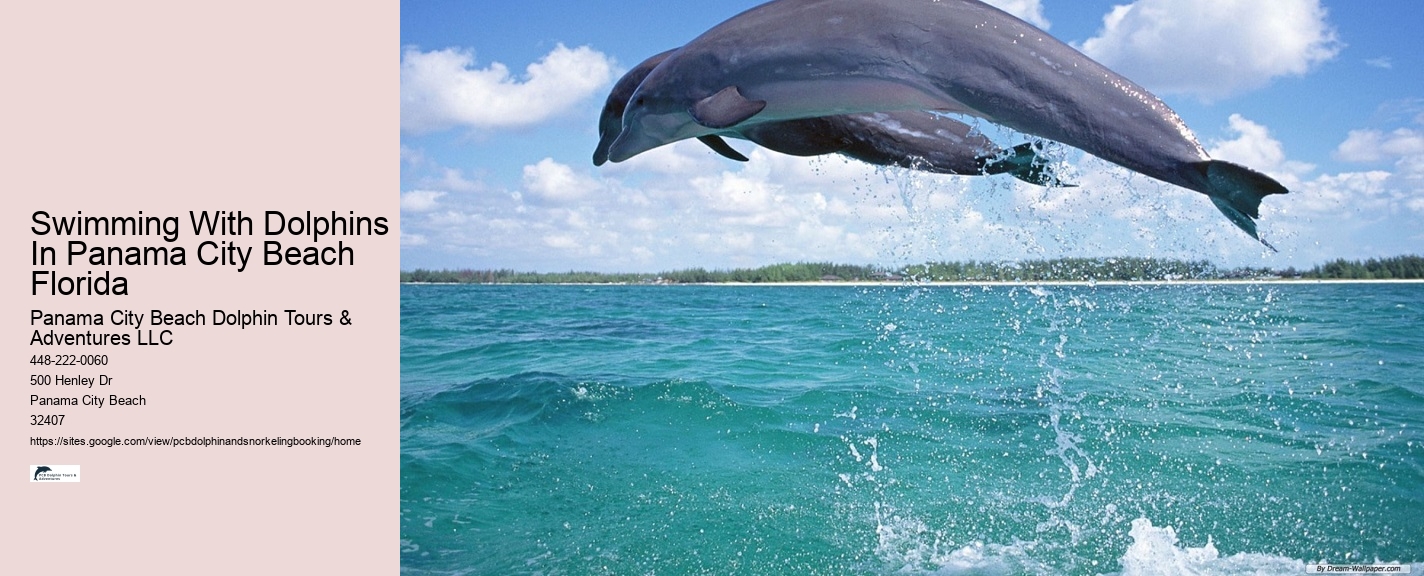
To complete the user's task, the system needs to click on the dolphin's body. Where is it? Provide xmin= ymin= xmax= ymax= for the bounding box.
xmin=594 ymin=49 xmax=1068 ymax=187
xmin=606 ymin=0 xmax=1287 ymax=245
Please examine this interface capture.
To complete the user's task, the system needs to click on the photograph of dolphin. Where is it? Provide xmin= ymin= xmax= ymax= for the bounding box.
xmin=598 ymin=0 xmax=1289 ymax=248
xmin=594 ymin=49 xmax=1071 ymax=187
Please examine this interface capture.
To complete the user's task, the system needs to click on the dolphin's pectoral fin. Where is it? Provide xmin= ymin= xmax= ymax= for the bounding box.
xmin=697 ymin=135 xmax=750 ymax=162
xmin=1197 ymin=160 xmax=1288 ymax=251
xmin=978 ymin=143 xmax=1075 ymax=187
xmin=689 ymin=86 xmax=766 ymax=129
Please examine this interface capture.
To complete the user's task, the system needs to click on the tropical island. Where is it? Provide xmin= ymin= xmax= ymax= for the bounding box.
xmin=401 ymin=255 xmax=1424 ymax=284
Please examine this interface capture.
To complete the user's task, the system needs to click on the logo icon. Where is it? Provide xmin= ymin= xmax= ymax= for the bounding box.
xmin=30 ymin=464 xmax=80 ymax=482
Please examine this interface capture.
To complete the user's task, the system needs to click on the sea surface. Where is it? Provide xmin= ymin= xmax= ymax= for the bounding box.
xmin=400 ymin=283 xmax=1423 ymax=575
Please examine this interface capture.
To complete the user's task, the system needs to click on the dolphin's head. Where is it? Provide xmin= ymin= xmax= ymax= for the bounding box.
xmin=607 ymin=49 xmax=769 ymax=163
xmin=606 ymin=50 xmax=725 ymax=163
xmin=593 ymin=50 xmax=675 ymax=166
xmin=606 ymin=80 xmax=699 ymax=163
xmin=605 ymin=97 xmax=696 ymax=164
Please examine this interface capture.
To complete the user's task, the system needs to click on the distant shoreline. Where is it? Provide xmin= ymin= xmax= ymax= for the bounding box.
xmin=401 ymin=256 xmax=1424 ymax=285
xmin=402 ymin=278 xmax=1424 ymax=287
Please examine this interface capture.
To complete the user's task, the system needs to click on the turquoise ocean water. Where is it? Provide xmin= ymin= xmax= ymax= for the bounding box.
xmin=401 ymin=283 xmax=1423 ymax=575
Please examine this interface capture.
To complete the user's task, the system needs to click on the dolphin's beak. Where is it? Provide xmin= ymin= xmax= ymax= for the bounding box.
xmin=607 ymin=111 xmax=681 ymax=163
xmin=606 ymin=132 xmax=649 ymax=164
xmin=592 ymin=127 xmax=617 ymax=166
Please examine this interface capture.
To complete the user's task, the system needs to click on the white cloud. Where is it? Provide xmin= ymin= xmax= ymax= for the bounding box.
xmin=1335 ymin=128 xmax=1424 ymax=164
xmin=400 ymin=190 xmax=446 ymax=212
xmin=1290 ymin=170 xmax=1393 ymax=216
xmin=542 ymin=234 xmax=581 ymax=250
xmin=400 ymin=44 xmax=615 ymax=133
xmin=1080 ymin=0 xmax=1340 ymax=100
xmin=400 ymin=144 xmax=426 ymax=166
xmin=522 ymin=158 xmax=601 ymax=203
xmin=1365 ymin=57 xmax=1393 ymax=70
xmin=1333 ymin=125 xmax=1424 ymax=215
xmin=1207 ymin=114 xmax=1314 ymax=180
xmin=983 ymin=0 xmax=1050 ymax=30
xmin=437 ymin=168 xmax=483 ymax=193
xmin=691 ymin=169 xmax=785 ymax=220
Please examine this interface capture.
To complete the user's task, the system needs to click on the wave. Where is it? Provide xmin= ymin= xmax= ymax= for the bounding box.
xmin=874 ymin=516 xmax=1418 ymax=576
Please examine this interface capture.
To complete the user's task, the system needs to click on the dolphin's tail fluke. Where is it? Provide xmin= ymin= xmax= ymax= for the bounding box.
xmin=1197 ymin=160 xmax=1288 ymax=251
xmin=979 ymin=143 xmax=1074 ymax=187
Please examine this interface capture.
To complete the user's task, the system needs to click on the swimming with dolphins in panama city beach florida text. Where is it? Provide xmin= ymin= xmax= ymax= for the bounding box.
xmin=30 ymin=209 xmax=389 ymax=296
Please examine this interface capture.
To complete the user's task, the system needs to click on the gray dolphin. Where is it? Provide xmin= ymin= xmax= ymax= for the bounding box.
xmin=594 ymin=49 xmax=1070 ymax=187
xmin=606 ymin=0 xmax=1288 ymax=247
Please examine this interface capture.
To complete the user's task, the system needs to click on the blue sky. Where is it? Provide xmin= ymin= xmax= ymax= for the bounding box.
xmin=400 ymin=0 xmax=1424 ymax=272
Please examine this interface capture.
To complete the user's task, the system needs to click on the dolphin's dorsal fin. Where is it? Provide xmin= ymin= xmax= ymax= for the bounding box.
xmin=696 ymin=135 xmax=750 ymax=161
xmin=689 ymin=86 xmax=766 ymax=129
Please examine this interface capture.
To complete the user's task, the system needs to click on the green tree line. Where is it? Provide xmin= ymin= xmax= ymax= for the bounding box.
xmin=1294 ymin=255 xmax=1424 ymax=280
xmin=400 ymin=262 xmax=887 ymax=284
xmin=400 ymin=255 xmax=1424 ymax=284
xmin=900 ymin=257 xmax=1217 ymax=282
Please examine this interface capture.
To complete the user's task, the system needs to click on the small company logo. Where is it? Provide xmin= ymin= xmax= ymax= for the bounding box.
xmin=31 ymin=464 xmax=80 ymax=482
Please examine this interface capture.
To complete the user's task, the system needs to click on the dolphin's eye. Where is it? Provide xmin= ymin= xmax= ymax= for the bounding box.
xmin=634 ymin=96 xmax=646 ymax=106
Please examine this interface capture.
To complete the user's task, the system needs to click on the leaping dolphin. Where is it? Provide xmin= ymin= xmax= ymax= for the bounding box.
xmin=605 ymin=0 xmax=1288 ymax=247
xmin=594 ymin=49 xmax=1070 ymax=187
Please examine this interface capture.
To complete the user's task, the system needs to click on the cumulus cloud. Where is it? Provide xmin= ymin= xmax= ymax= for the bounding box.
xmin=983 ymin=0 xmax=1050 ymax=30
xmin=435 ymin=168 xmax=483 ymax=193
xmin=400 ymin=190 xmax=446 ymax=212
xmin=1334 ymin=124 xmax=1424 ymax=214
xmin=400 ymin=44 xmax=615 ymax=133
xmin=1080 ymin=0 xmax=1340 ymax=100
xmin=1207 ymin=114 xmax=1314 ymax=179
xmin=542 ymin=234 xmax=581 ymax=250
xmin=522 ymin=157 xmax=601 ymax=203
xmin=1335 ymin=128 xmax=1424 ymax=164
xmin=400 ymin=144 xmax=426 ymax=166
xmin=1291 ymin=170 xmax=1394 ymax=216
